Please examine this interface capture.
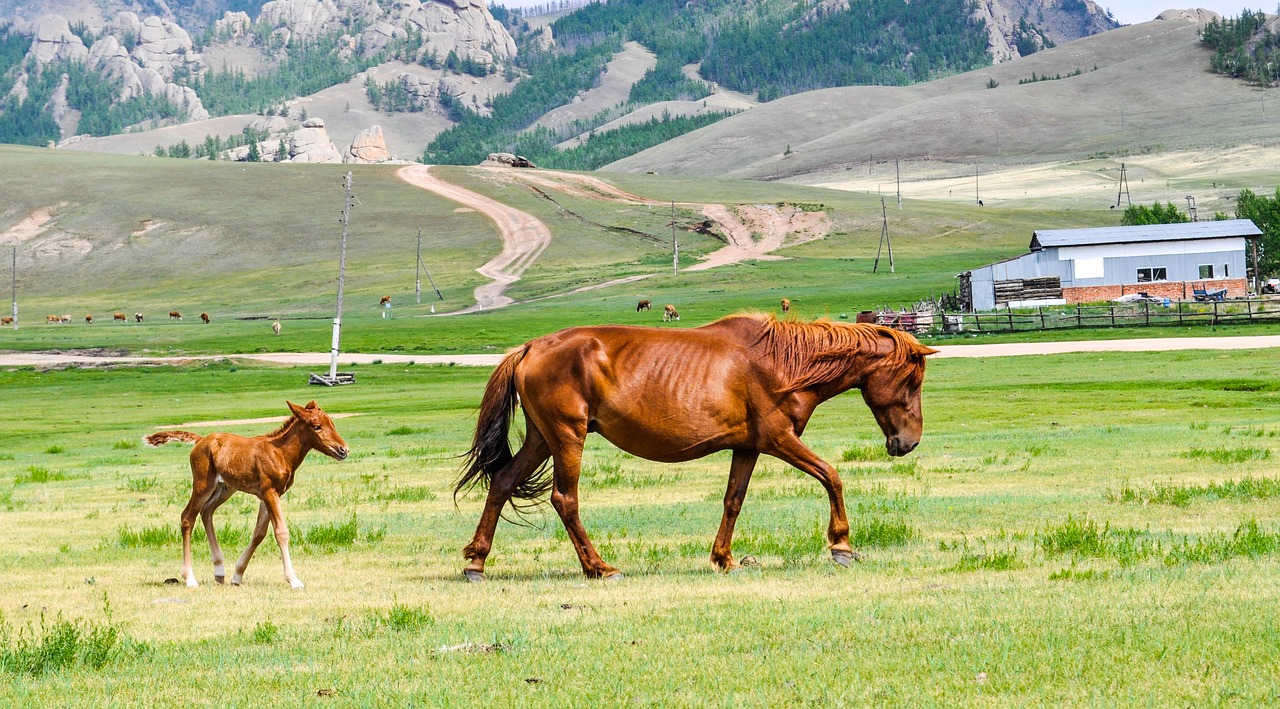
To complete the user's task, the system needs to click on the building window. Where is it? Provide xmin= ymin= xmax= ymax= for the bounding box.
xmin=1137 ymin=267 xmax=1167 ymax=283
xmin=1199 ymin=264 xmax=1214 ymax=279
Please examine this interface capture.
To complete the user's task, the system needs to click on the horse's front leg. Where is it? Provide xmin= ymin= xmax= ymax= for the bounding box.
xmin=547 ymin=431 xmax=620 ymax=580
xmin=231 ymin=499 xmax=271 ymax=586
xmin=711 ymin=450 xmax=759 ymax=571
xmin=765 ymin=435 xmax=855 ymax=566
xmin=261 ymin=490 xmax=304 ymax=589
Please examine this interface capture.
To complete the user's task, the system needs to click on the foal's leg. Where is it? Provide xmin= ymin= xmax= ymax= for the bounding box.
xmin=546 ymin=426 xmax=620 ymax=579
xmin=231 ymin=499 xmax=271 ymax=586
xmin=766 ymin=434 xmax=855 ymax=566
xmin=199 ymin=482 xmax=236 ymax=583
xmin=461 ymin=424 xmax=551 ymax=582
xmin=179 ymin=469 xmax=218 ymax=587
xmin=710 ymin=450 xmax=759 ymax=571
xmin=262 ymin=489 xmax=304 ymax=589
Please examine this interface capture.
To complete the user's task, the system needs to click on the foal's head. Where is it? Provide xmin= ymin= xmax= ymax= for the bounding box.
xmin=287 ymin=400 xmax=350 ymax=460
xmin=858 ymin=329 xmax=937 ymax=457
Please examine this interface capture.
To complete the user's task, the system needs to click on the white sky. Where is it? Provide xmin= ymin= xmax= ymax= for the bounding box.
xmin=491 ymin=1 xmax=1263 ymax=26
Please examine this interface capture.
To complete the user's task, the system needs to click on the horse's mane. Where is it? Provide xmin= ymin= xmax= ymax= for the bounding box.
xmin=724 ymin=313 xmax=931 ymax=392
xmin=264 ymin=414 xmax=301 ymax=439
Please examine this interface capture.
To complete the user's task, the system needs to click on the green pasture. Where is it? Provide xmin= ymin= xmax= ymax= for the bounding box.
xmin=3 ymin=349 xmax=1280 ymax=705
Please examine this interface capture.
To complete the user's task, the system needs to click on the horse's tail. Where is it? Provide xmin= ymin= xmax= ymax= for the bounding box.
xmin=456 ymin=344 xmax=549 ymax=504
xmin=144 ymin=430 xmax=203 ymax=447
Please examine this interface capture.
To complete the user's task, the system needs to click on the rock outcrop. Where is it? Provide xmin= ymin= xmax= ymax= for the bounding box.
xmin=25 ymin=15 xmax=89 ymax=65
xmin=346 ymin=125 xmax=391 ymax=163
xmin=398 ymin=0 xmax=517 ymax=66
xmin=286 ymin=117 xmax=343 ymax=163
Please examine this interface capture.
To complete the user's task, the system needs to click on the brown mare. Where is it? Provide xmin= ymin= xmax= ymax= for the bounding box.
xmin=636 ymin=299 xmax=652 ymax=312
xmin=662 ymin=304 xmax=680 ymax=321
xmin=200 ymin=312 xmax=210 ymax=324
xmin=146 ymin=401 xmax=349 ymax=589
xmin=113 ymin=312 xmax=127 ymax=322
xmin=457 ymin=313 xmax=936 ymax=581
xmin=169 ymin=311 xmax=182 ymax=320
xmin=781 ymin=298 xmax=791 ymax=314
xmin=1 ymin=317 xmax=11 ymax=326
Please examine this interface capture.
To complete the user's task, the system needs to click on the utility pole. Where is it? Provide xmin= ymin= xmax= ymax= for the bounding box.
xmin=1115 ymin=163 xmax=1131 ymax=208
xmin=896 ymin=158 xmax=901 ymax=210
xmin=329 ymin=171 xmax=352 ymax=382
xmin=873 ymin=197 xmax=894 ymax=274
xmin=975 ymin=163 xmax=980 ymax=205
xmin=671 ymin=200 xmax=678 ymax=275
xmin=311 ymin=172 xmax=355 ymax=386
xmin=9 ymin=246 xmax=15 ymax=329
xmin=1185 ymin=195 xmax=1198 ymax=222
xmin=416 ymin=228 xmax=422 ymax=304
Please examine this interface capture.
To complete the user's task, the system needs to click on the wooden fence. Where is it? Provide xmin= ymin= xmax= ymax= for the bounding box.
xmin=942 ymin=298 xmax=1280 ymax=334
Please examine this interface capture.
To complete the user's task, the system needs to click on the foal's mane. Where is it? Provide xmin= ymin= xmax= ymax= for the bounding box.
xmin=264 ymin=413 xmax=302 ymax=439
xmin=730 ymin=313 xmax=928 ymax=392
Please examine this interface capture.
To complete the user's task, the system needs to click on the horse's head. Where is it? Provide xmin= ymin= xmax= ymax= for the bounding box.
xmin=288 ymin=400 xmax=349 ymax=461
xmin=859 ymin=330 xmax=937 ymax=457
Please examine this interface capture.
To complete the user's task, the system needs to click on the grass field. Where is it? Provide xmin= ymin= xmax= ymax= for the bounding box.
xmin=3 ymin=348 xmax=1280 ymax=704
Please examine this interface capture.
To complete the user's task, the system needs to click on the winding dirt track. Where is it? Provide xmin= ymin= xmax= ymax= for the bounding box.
xmin=397 ymin=166 xmax=834 ymax=311
xmin=5 ymin=335 xmax=1280 ymax=369
xmin=397 ymin=165 xmax=551 ymax=313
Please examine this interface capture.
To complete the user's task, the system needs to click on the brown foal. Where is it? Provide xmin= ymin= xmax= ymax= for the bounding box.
xmin=146 ymin=401 xmax=349 ymax=589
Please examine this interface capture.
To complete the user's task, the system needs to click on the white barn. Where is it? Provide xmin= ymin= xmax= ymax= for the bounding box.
xmin=959 ymin=220 xmax=1261 ymax=312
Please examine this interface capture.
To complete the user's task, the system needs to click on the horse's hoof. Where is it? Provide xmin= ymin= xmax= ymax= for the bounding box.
xmin=289 ymin=579 xmax=305 ymax=590
xmin=185 ymin=579 xmax=198 ymax=588
xmin=463 ymin=569 xmax=485 ymax=583
xmin=230 ymin=575 xmax=243 ymax=586
xmin=603 ymin=572 xmax=624 ymax=582
xmin=831 ymin=550 xmax=860 ymax=567
xmin=213 ymin=575 xmax=226 ymax=585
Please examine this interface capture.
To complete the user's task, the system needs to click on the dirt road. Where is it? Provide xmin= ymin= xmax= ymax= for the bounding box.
xmin=5 ymin=334 xmax=1280 ymax=369
xmin=397 ymin=164 xmax=550 ymax=313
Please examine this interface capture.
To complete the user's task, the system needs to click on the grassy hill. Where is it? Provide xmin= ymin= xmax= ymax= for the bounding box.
xmin=0 ymin=142 xmax=1135 ymax=355
xmin=607 ymin=15 xmax=1272 ymax=180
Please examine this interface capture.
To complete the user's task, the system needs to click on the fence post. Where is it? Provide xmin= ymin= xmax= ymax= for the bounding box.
xmin=1039 ymin=306 xmax=1046 ymax=330
xmin=1248 ymin=298 xmax=1254 ymax=322
xmin=1110 ymin=305 xmax=1115 ymax=327
xmin=1213 ymin=300 xmax=1219 ymax=325
xmin=1144 ymin=301 xmax=1150 ymax=326
xmin=1076 ymin=304 xmax=1082 ymax=328
xmin=1008 ymin=310 xmax=1014 ymax=331
xmin=1177 ymin=300 xmax=1183 ymax=326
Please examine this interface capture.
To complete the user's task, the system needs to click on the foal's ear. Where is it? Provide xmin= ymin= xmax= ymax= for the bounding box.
xmin=287 ymin=400 xmax=307 ymax=418
xmin=919 ymin=345 xmax=940 ymax=357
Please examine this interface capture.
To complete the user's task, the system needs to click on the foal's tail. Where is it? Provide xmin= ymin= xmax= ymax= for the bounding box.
xmin=144 ymin=430 xmax=203 ymax=447
xmin=456 ymin=344 xmax=550 ymax=505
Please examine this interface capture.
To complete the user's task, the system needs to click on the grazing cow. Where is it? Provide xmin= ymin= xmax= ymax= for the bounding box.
xmin=200 ymin=312 xmax=210 ymax=324
xmin=781 ymin=298 xmax=791 ymax=314
xmin=85 ymin=315 xmax=93 ymax=324
xmin=272 ymin=321 xmax=281 ymax=336
xmin=169 ymin=311 xmax=182 ymax=320
xmin=135 ymin=313 xmax=144 ymax=323
xmin=637 ymin=299 xmax=652 ymax=312
xmin=1 ymin=317 xmax=12 ymax=326
xmin=113 ymin=312 xmax=127 ymax=323
xmin=60 ymin=315 xmax=71 ymax=324
xmin=46 ymin=315 xmax=60 ymax=324
xmin=662 ymin=304 xmax=680 ymax=322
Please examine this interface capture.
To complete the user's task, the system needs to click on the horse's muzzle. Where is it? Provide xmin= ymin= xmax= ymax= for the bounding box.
xmin=331 ymin=446 xmax=350 ymax=461
xmin=886 ymin=437 xmax=918 ymax=457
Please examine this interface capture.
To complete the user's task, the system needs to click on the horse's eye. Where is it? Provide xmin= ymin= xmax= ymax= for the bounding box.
xmin=312 ymin=424 xmax=322 ymax=431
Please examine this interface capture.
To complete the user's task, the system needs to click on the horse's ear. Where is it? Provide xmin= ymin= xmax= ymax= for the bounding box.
xmin=305 ymin=400 xmax=318 ymax=409
xmin=286 ymin=400 xmax=306 ymax=418
xmin=919 ymin=345 xmax=940 ymax=357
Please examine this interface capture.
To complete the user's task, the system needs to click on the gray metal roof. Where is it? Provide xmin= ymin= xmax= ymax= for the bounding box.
xmin=1030 ymin=219 xmax=1262 ymax=250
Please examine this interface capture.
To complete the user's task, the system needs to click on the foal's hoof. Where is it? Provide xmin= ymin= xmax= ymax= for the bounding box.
xmin=830 ymin=550 xmax=861 ymax=567
xmin=603 ymin=572 xmax=624 ymax=582
xmin=463 ymin=569 xmax=485 ymax=584
xmin=213 ymin=575 xmax=226 ymax=585
xmin=289 ymin=579 xmax=305 ymax=590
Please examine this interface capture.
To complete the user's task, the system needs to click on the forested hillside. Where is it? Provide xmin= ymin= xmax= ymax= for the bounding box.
xmin=1201 ymin=10 xmax=1280 ymax=87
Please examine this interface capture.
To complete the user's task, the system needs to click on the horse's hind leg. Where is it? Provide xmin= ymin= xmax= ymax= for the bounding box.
xmin=200 ymin=482 xmax=235 ymax=583
xmin=461 ymin=426 xmax=551 ymax=582
xmin=179 ymin=463 xmax=218 ymax=587
xmin=231 ymin=499 xmax=271 ymax=586
xmin=545 ymin=427 xmax=621 ymax=580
